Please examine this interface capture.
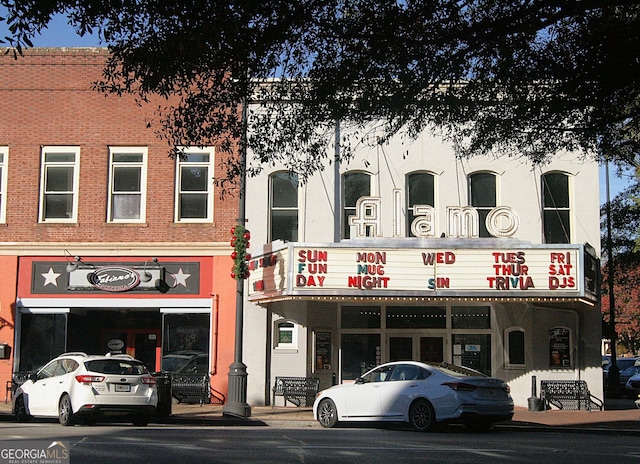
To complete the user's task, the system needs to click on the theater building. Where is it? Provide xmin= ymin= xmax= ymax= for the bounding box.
xmin=243 ymin=128 xmax=603 ymax=408
xmin=0 ymin=48 xmax=238 ymax=403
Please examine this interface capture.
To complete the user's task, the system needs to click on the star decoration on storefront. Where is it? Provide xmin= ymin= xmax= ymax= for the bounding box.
xmin=171 ymin=268 xmax=191 ymax=287
xmin=41 ymin=267 xmax=61 ymax=287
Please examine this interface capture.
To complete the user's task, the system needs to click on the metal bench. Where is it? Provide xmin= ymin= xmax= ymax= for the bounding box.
xmin=171 ymin=373 xmax=210 ymax=405
xmin=540 ymin=380 xmax=603 ymax=411
xmin=272 ymin=376 xmax=320 ymax=407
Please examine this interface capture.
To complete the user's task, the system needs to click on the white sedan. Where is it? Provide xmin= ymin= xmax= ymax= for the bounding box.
xmin=313 ymin=361 xmax=513 ymax=431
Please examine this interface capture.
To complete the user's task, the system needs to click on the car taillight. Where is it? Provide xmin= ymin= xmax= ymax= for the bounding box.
xmin=141 ymin=376 xmax=156 ymax=385
xmin=442 ymin=382 xmax=477 ymax=392
xmin=75 ymin=375 xmax=105 ymax=385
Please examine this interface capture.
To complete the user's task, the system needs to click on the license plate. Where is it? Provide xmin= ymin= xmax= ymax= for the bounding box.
xmin=115 ymin=384 xmax=131 ymax=392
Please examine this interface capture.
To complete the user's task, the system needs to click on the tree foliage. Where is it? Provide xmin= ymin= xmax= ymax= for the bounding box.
xmin=601 ymin=168 xmax=640 ymax=354
xmin=2 ymin=0 xmax=640 ymax=187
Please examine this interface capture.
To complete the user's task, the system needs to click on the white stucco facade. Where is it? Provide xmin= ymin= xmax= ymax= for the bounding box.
xmin=242 ymin=125 xmax=602 ymax=409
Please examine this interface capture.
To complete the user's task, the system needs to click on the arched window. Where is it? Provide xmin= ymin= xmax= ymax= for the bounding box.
xmin=542 ymin=172 xmax=571 ymax=243
xmin=406 ymin=172 xmax=435 ymax=237
xmin=343 ymin=172 xmax=371 ymax=239
xmin=469 ymin=172 xmax=497 ymax=237
xmin=269 ymin=171 xmax=298 ymax=242
xmin=504 ymin=327 xmax=525 ymax=368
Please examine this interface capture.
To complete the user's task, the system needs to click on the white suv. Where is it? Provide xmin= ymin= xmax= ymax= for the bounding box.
xmin=12 ymin=352 xmax=158 ymax=426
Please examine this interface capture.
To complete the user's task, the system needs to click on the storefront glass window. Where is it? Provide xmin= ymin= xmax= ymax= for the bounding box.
xmin=161 ymin=313 xmax=210 ymax=373
xmin=451 ymin=334 xmax=492 ymax=375
xmin=18 ymin=314 xmax=67 ymax=372
xmin=386 ymin=306 xmax=446 ymax=329
xmin=451 ymin=306 xmax=490 ymax=329
xmin=341 ymin=333 xmax=381 ymax=380
xmin=341 ymin=305 xmax=381 ymax=328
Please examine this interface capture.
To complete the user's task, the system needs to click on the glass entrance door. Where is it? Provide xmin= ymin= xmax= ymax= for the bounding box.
xmin=388 ymin=335 xmax=444 ymax=363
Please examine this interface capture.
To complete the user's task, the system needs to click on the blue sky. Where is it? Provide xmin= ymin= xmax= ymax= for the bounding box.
xmin=1 ymin=8 xmax=633 ymax=204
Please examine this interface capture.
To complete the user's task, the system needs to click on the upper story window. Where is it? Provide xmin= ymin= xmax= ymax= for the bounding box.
xmin=407 ymin=171 xmax=435 ymax=237
xmin=175 ymin=147 xmax=215 ymax=222
xmin=343 ymin=171 xmax=371 ymax=239
xmin=269 ymin=171 xmax=298 ymax=242
xmin=39 ymin=146 xmax=80 ymax=223
xmin=542 ymin=172 xmax=571 ymax=243
xmin=107 ymin=147 xmax=148 ymax=223
xmin=469 ymin=172 xmax=497 ymax=237
xmin=0 ymin=147 xmax=7 ymax=223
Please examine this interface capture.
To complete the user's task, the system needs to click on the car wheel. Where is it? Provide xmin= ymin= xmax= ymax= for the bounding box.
xmin=409 ymin=398 xmax=435 ymax=432
xmin=58 ymin=394 xmax=75 ymax=426
xmin=317 ymin=398 xmax=338 ymax=428
xmin=132 ymin=414 xmax=150 ymax=426
xmin=14 ymin=395 xmax=30 ymax=422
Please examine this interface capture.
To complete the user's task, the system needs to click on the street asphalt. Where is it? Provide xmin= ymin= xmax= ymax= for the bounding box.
xmin=1 ymin=396 xmax=638 ymax=433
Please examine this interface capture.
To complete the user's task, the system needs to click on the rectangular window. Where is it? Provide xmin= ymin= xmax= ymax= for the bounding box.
xmin=451 ymin=306 xmax=490 ymax=329
xmin=175 ymin=148 xmax=215 ymax=222
xmin=343 ymin=172 xmax=371 ymax=239
xmin=542 ymin=173 xmax=571 ymax=243
xmin=341 ymin=305 xmax=381 ymax=329
xmin=39 ymin=146 xmax=80 ymax=222
xmin=407 ymin=172 xmax=435 ymax=236
xmin=386 ymin=306 xmax=446 ymax=329
xmin=107 ymin=147 xmax=148 ymax=223
xmin=0 ymin=147 xmax=7 ymax=223
xmin=19 ymin=314 xmax=67 ymax=372
xmin=270 ymin=172 xmax=298 ymax=241
xmin=469 ymin=172 xmax=497 ymax=237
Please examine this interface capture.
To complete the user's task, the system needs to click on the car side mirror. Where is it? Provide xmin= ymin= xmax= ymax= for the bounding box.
xmin=355 ymin=377 xmax=365 ymax=384
xmin=28 ymin=372 xmax=38 ymax=382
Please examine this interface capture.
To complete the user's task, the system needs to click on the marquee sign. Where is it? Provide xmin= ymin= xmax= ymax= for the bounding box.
xmin=247 ymin=242 xmax=598 ymax=302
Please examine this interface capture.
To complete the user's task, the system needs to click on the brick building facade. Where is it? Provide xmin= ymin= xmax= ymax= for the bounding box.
xmin=0 ymin=48 xmax=239 ymax=403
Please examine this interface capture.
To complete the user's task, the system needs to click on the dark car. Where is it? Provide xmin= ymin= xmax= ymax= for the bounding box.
xmin=161 ymin=351 xmax=209 ymax=374
xmin=603 ymin=357 xmax=639 ymax=388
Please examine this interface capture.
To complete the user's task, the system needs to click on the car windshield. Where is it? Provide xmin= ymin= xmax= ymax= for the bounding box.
xmin=85 ymin=359 xmax=148 ymax=375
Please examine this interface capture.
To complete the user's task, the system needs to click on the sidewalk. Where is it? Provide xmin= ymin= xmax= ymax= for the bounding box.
xmin=1 ymin=397 xmax=639 ymax=432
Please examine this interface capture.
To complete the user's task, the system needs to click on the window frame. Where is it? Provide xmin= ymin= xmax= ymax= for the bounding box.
xmin=542 ymin=171 xmax=572 ymax=244
xmin=269 ymin=171 xmax=299 ymax=242
xmin=0 ymin=146 xmax=7 ymax=223
xmin=468 ymin=171 xmax=498 ymax=238
xmin=174 ymin=147 xmax=215 ymax=223
xmin=504 ymin=327 xmax=526 ymax=368
xmin=107 ymin=146 xmax=148 ymax=223
xmin=39 ymin=146 xmax=80 ymax=223
xmin=274 ymin=319 xmax=298 ymax=350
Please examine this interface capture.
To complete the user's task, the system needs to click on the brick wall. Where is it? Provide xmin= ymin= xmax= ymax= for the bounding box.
xmin=0 ymin=48 xmax=240 ymax=244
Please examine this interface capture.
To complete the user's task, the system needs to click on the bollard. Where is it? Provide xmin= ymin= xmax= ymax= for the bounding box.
xmin=527 ymin=375 xmax=543 ymax=411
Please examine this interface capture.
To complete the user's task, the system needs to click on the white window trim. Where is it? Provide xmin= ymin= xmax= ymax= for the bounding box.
xmin=542 ymin=171 xmax=573 ymax=243
xmin=174 ymin=146 xmax=215 ymax=223
xmin=504 ymin=327 xmax=526 ymax=369
xmin=39 ymin=146 xmax=80 ymax=223
xmin=107 ymin=146 xmax=148 ymax=223
xmin=268 ymin=171 xmax=299 ymax=242
xmin=274 ymin=319 xmax=298 ymax=350
xmin=0 ymin=146 xmax=7 ymax=223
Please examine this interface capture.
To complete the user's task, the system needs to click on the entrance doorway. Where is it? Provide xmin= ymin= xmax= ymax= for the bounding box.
xmin=388 ymin=335 xmax=444 ymax=363
xmin=102 ymin=329 xmax=161 ymax=372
